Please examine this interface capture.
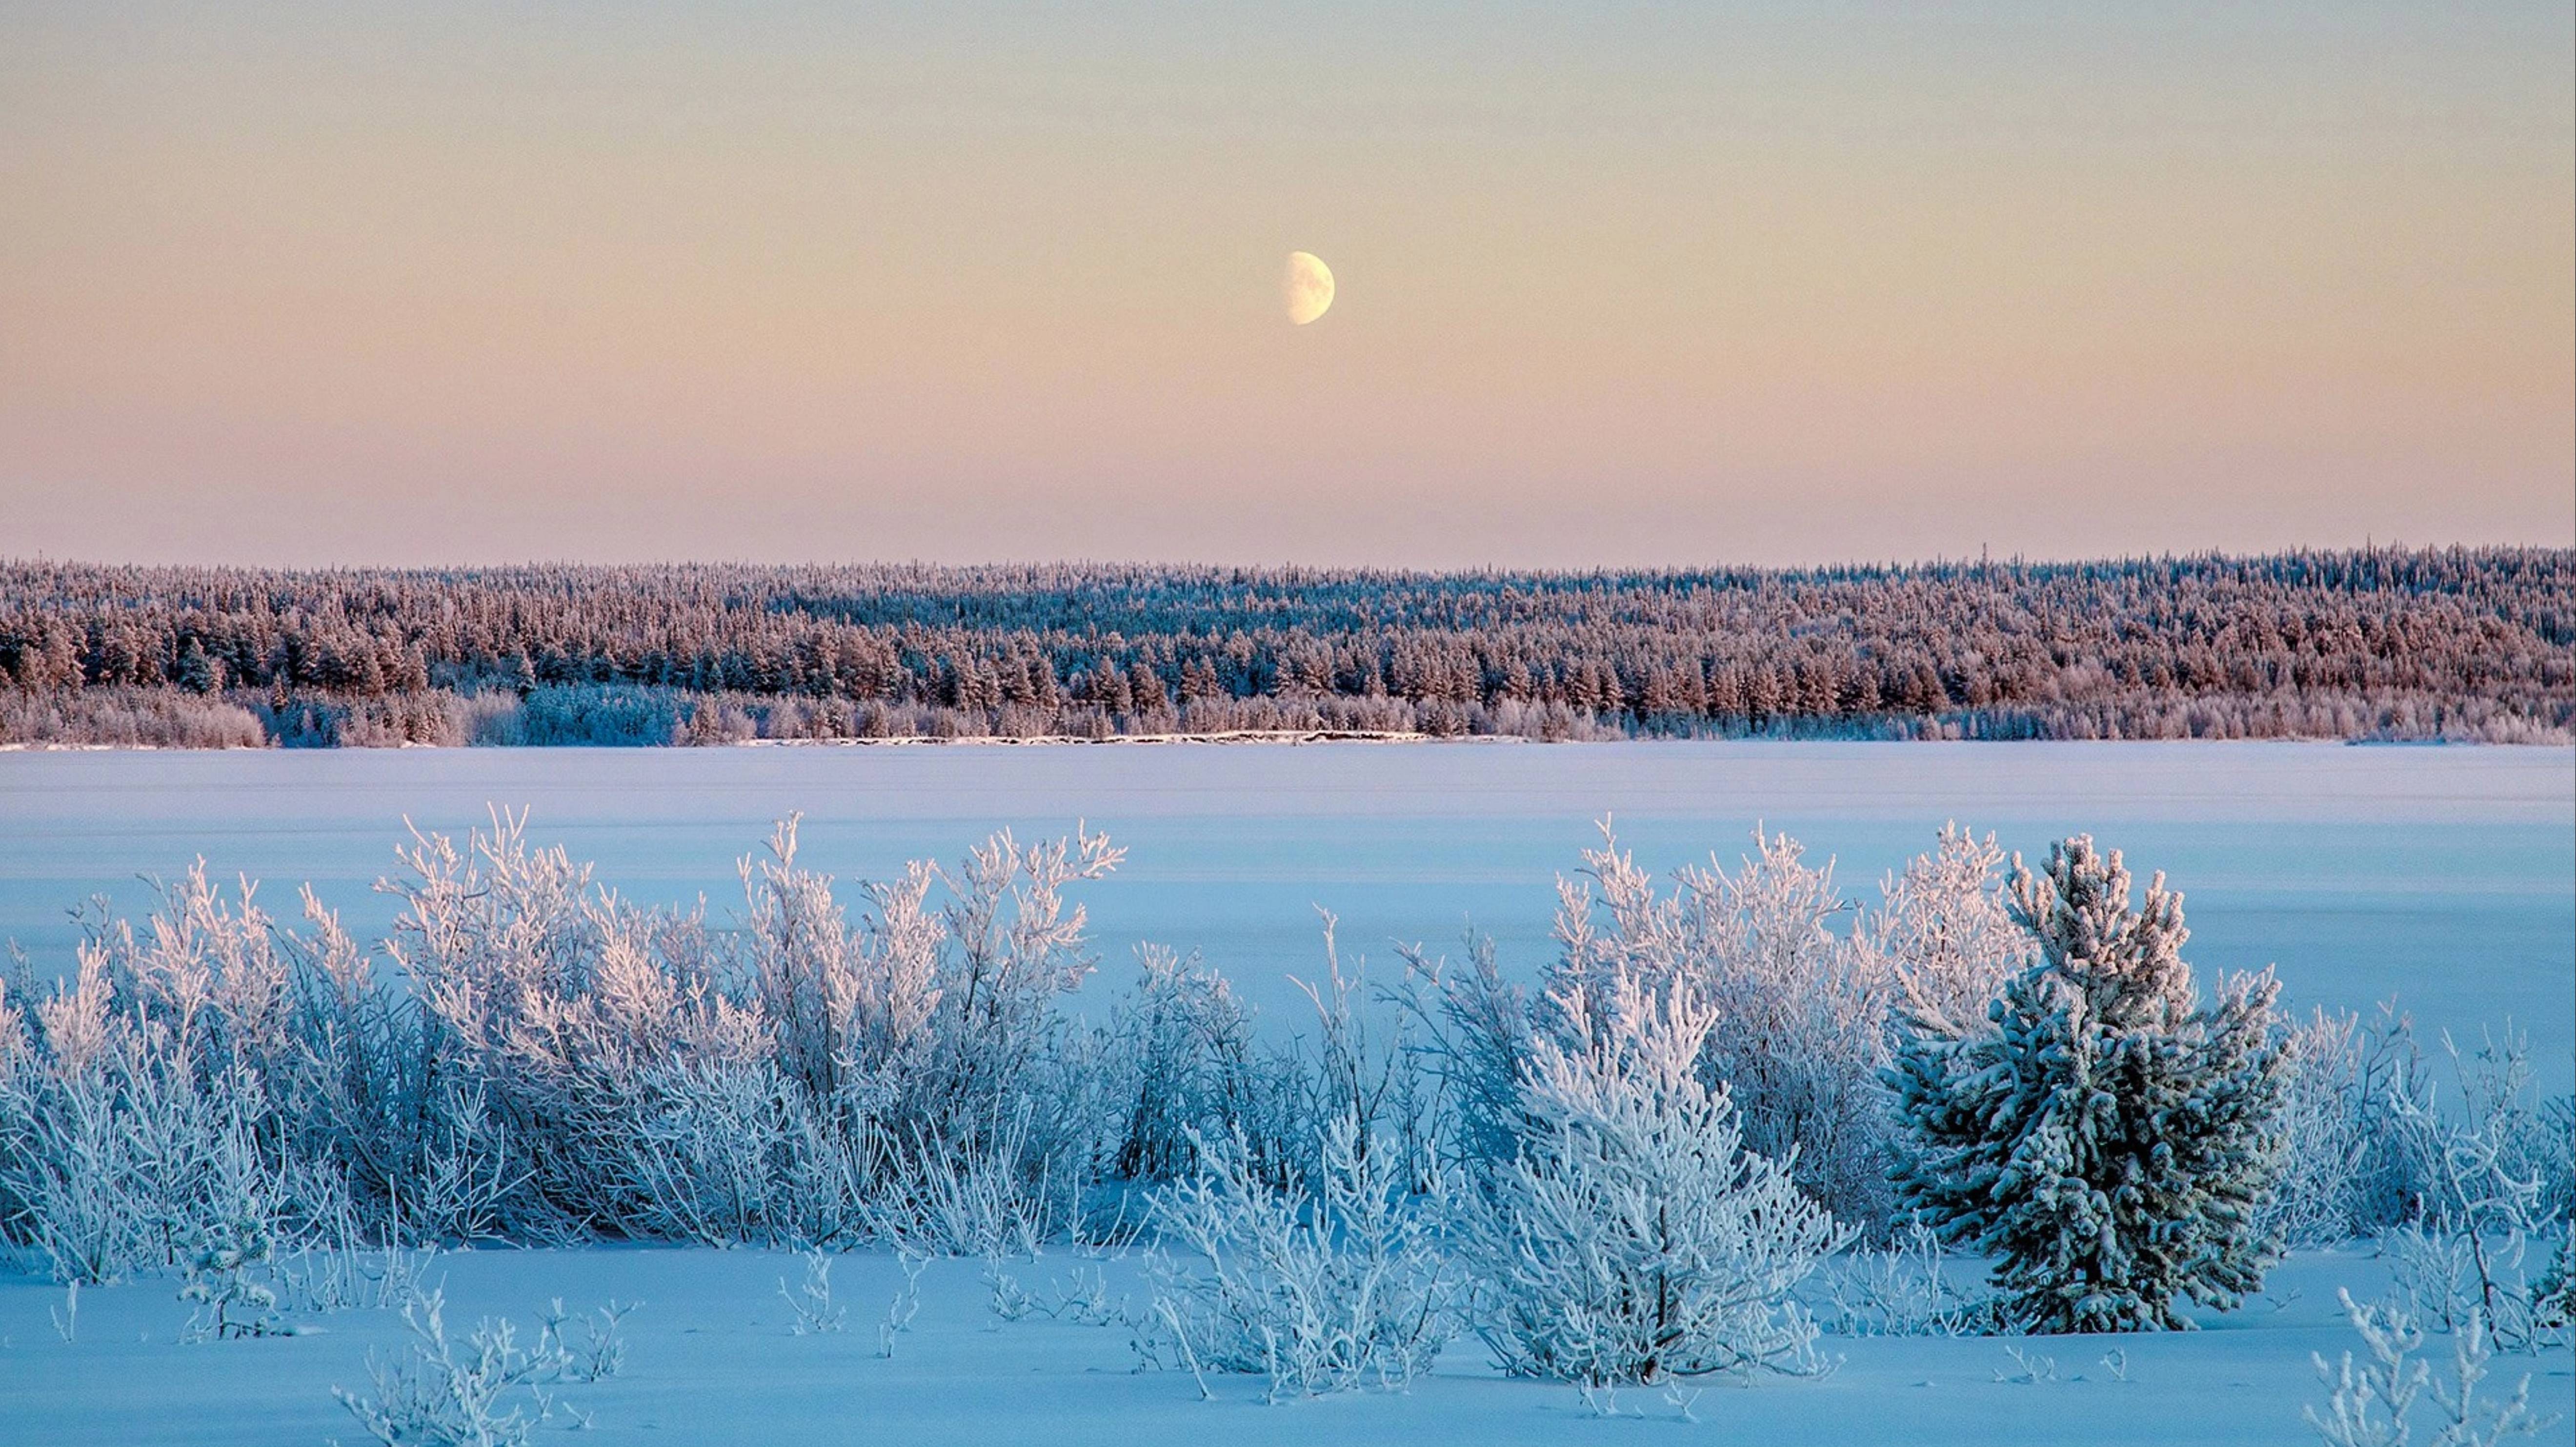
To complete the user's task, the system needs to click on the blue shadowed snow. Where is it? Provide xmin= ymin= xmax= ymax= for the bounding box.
xmin=0 ymin=1245 xmax=2565 ymax=1446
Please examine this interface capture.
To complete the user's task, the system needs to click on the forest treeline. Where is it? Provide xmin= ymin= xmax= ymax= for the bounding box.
xmin=0 ymin=549 xmax=2569 ymax=747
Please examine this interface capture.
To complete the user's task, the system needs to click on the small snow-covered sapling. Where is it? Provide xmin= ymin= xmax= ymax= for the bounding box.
xmin=180 ymin=1213 xmax=282 ymax=1341
xmin=542 ymin=1298 xmax=639 ymax=1382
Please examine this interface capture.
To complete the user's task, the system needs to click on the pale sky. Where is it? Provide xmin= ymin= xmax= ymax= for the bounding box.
xmin=3 ymin=2 xmax=2570 ymax=567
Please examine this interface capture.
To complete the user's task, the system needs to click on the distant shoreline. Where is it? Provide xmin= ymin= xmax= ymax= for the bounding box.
xmin=0 ymin=727 xmax=1465 ymax=752
xmin=4 ymin=730 xmax=2556 ymax=754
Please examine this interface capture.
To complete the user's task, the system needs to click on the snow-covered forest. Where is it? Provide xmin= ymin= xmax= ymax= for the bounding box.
xmin=2 ymin=548 xmax=2569 ymax=748
xmin=1 ymin=814 xmax=2566 ymax=1443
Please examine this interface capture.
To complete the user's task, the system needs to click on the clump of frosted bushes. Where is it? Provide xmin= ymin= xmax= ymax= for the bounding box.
xmin=0 ymin=811 xmax=1140 ymax=1273
xmin=1 ymin=809 xmax=2568 ymax=1404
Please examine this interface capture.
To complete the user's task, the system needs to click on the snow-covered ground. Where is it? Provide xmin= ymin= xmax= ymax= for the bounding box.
xmin=0 ymin=1245 xmax=2564 ymax=1447
xmin=1 ymin=743 xmax=2570 ymax=1443
xmin=2 ymin=741 xmax=2567 ymax=1085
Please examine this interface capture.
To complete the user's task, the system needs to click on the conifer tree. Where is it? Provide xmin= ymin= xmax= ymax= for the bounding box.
xmin=1886 ymin=836 xmax=2289 ymax=1332
xmin=2536 ymin=1227 xmax=2576 ymax=1330
xmin=175 ymin=637 xmax=222 ymax=694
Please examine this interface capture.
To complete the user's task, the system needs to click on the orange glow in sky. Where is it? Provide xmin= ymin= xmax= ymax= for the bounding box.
xmin=3 ymin=4 xmax=2569 ymax=565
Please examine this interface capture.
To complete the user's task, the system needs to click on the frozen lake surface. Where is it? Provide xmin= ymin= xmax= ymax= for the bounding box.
xmin=1 ymin=741 xmax=2569 ymax=1086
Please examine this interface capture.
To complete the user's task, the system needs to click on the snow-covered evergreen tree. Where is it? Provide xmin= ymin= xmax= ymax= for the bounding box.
xmin=1886 ymin=836 xmax=2288 ymax=1332
xmin=174 ymin=637 xmax=223 ymax=694
xmin=2535 ymin=1228 xmax=2575 ymax=1331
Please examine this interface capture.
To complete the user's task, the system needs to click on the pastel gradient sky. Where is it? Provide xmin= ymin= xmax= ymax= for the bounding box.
xmin=4 ymin=2 xmax=2569 ymax=566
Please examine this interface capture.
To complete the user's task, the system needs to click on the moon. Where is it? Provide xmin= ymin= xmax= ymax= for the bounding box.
xmin=1284 ymin=251 xmax=1333 ymax=325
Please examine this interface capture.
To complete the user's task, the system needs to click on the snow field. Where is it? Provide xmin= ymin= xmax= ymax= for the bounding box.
xmin=2 ymin=1246 xmax=2565 ymax=1447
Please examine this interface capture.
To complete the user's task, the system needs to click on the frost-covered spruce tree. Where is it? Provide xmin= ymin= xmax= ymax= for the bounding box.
xmin=2535 ymin=1227 xmax=2575 ymax=1330
xmin=1886 ymin=836 xmax=2288 ymax=1333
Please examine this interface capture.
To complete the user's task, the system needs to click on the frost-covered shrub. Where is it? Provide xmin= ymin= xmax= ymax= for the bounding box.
xmin=2250 ymin=1003 xmax=2573 ymax=1251
xmin=737 ymin=816 xmax=1123 ymax=1198
xmin=1888 ymin=836 xmax=2289 ymax=1333
xmin=2264 ymin=1008 xmax=2397 ymax=1247
xmin=617 ymin=1058 xmax=816 ymax=1246
xmin=0 ymin=988 xmax=161 ymax=1280
xmin=1868 ymin=824 xmax=2024 ymax=1042
xmin=0 ymin=898 xmax=332 ymax=1284
xmin=373 ymin=811 xmax=1119 ymax=1248
xmin=1091 ymin=933 xmax=1340 ymax=1212
xmin=2386 ymin=1224 xmax=2570 ymax=1356
xmin=2382 ymin=1026 xmax=2574 ymax=1237
xmin=2338 ymin=1019 xmax=2576 ymax=1355
xmin=1394 ymin=930 xmax=1532 ymax=1179
xmin=2371 ymin=1029 xmax=2576 ymax=1355
xmin=862 ymin=1118 xmax=1079 ymax=1258
xmin=1452 ymin=969 xmax=1847 ymax=1386
xmin=736 ymin=815 xmax=932 ymax=1123
xmin=1140 ymin=1116 xmax=1452 ymax=1399
xmin=1549 ymin=828 xmax=1894 ymax=1231
xmin=1103 ymin=945 xmax=1263 ymax=1184
xmin=265 ymin=887 xmax=450 ymax=1237
xmin=2305 ymin=1290 xmax=2554 ymax=1447
xmin=1264 ymin=920 xmax=1441 ymax=1196
xmin=376 ymin=814 xmax=646 ymax=1239
xmin=1811 ymin=1217 xmax=2001 ymax=1338
xmin=335 ymin=1287 xmax=580 ymax=1447
xmin=910 ymin=826 xmax=1124 ymax=1151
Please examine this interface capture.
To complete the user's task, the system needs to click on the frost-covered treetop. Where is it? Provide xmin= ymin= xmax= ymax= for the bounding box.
xmin=2006 ymin=836 xmax=2196 ymax=1029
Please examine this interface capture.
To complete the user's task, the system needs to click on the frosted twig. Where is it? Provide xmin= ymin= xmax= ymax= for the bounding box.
xmin=2305 ymin=1289 xmax=2557 ymax=1447
xmin=1993 ymin=1344 xmax=2056 ymax=1385
xmin=1662 ymin=1381 xmax=1705 ymax=1421
xmin=1576 ymin=1381 xmax=1637 ymax=1417
xmin=782 ymin=1249 xmax=847 ymax=1335
xmin=878 ymin=1251 xmax=926 ymax=1358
